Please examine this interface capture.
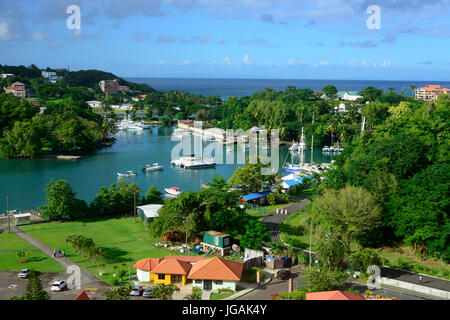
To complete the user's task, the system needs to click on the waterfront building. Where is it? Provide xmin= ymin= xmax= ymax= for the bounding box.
xmin=0 ymin=73 xmax=14 ymax=79
xmin=99 ymin=79 xmax=120 ymax=94
xmin=415 ymin=85 xmax=450 ymax=101
xmin=239 ymin=190 xmax=272 ymax=206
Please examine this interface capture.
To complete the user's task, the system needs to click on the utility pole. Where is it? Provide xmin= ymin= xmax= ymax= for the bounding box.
xmin=185 ymin=217 xmax=188 ymax=256
xmin=7 ymin=195 xmax=10 ymax=233
xmin=134 ymin=189 xmax=136 ymax=223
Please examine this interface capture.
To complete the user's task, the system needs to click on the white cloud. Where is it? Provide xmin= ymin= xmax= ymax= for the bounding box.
xmin=159 ymin=60 xmax=166 ymax=65
xmin=31 ymin=32 xmax=49 ymax=41
xmin=224 ymin=57 xmax=232 ymax=64
xmin=361 ymin=60 xmax=377 ymax=67
xmin=381 ymin=60 xmax=392 ymax=67
xmin=320 ymin=61 xmax=329 ymax=65
xmin=0 ymin=20 xmax=21 ymax=41
xmin=177 ymin=60 xmax=192 ymax=65
xmin=288 ymin=59 xmax=296 ymax=66
xmin=242 ymin=55 xmax=251 ymax=64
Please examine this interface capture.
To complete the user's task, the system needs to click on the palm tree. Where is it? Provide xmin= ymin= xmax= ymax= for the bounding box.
xmin=152 ymin=284 xmax=180 ymax=300
xmin=409 ymin=84 xmax=417 ymax=96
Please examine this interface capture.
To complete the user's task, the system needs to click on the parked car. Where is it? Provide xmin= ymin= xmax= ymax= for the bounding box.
xmin=142 ymin=287 xmax=154 ymax=298
xmin=18 ymin=269 xmax=31 ymax=278
xmin=51 ymin=280 xmax=67 ymax=292
xmin=276 ymin=270 xmax=291 ymax=280
xmin=130 ymin=285 xmax=144 ymax=296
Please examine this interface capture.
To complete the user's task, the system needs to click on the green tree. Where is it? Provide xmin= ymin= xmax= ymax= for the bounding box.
xmin=40 ymin=179 xmax=88 ymax=220
xmin=316 ymin=233 xmax=349 ymax=271
xmin=228 ymin=158 xmax=277 ymax=195
xmin=20 ymin=270 xmax=50 ymax=300
xmin=239 ymin=222 xmax=271 ymax=250
xmin=311 ymin=185 xmax=382 ymax=247
xmin=322 ymin=85 xmax=338 ymax=97
xmin=144 ymin=185 xmax=163 ymax=204
xmin=104 ymin=284 xmax=133 ymax=300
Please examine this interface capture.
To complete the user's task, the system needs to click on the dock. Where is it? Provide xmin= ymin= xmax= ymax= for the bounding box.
xmin=56 ymin=155 xmax=82 ymax=160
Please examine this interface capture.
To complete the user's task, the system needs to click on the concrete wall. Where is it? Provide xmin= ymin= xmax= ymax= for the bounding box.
xmin=192 ymin=279 xmax=237 ymax=291
xmin=376 ymin=277 xmax=450 ymax=299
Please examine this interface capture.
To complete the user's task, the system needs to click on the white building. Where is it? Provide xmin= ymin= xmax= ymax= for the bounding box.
xmin=87 ymin=101 xmax=103 ymax=108
xmin=42 ymin=71 xmax=59 ymax=83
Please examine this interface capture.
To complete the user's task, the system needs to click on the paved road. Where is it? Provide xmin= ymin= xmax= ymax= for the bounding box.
xmin=261 ymin=198 xmax=309 ymax=243
xmin=0 ymin=271 xmax=110 ymax=300
xmin=237 ymin=269 xmax=433 ymax=300
xmin=380 ymin=267 xmax=450 ymax=292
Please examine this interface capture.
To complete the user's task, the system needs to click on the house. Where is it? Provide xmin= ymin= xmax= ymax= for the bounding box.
xmin=4 ymin=81 xmax=26 ymax=98
xmin=177 ymin=120 xmax=194 ymax=129
xmin=282 ymin=175 xmax=312 ymax=191
xmin=0 ymin=73 xmax=14 ymax=79
xmin=134 ymin=255 xmax=205 ymax=285
xmin=334 ymin=103 xmax=348 ymax=114
xmin=239 ymin=190 xmax=272 ymax=206
xmin=87 ymin=100 xmax=103 ymax=108
xmin=74 ymin=290 xmax=90 ymax=300
xmin=42 ymin=71 xmax=59 ymax=83
xmin=415 ymin=85 xmax=450 ymax=101
xmin=200 ymin=231 xmax=232 ymax=256
xmin=188 ymin=257 xmax=244 ymax=291
xmin=118 ymin=85 xmax=130 ymax=92
xmin=306 ymin=290 xmax=366 ymax=300
xmin=111 ymin=103 xmax=133 ymax=111
xmin=136 ymin=204 xmax=163 ymax=225
xmin=338 ymin=91 xmax=362 ymax=101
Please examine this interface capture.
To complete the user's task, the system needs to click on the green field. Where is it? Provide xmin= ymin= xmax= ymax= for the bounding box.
xmin=18 ymin=216 xmax=192 ymax=284
xmin=246 ymin=202 xmax=295 ymax=218
xmin=280 ymin=210 xmax=450 ymax=280
xmin=210 ymin=292 xmax=235 ymax=300
xmin=0 ymin=232 xmax=64 ymax=272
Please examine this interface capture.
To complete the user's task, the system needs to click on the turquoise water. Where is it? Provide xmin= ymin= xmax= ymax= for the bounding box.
xmin=0 ymin=126 xmax=335 ymax=212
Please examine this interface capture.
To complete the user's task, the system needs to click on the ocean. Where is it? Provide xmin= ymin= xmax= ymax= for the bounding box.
xmin=125 ymin=77 xmax=450 ymax=99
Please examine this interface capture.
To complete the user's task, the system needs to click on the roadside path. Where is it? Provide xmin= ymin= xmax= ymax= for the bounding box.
xmin=261 ymin=198 xmax=309 ymax=243
xmin=10 ymin=225 xmax=104 ymax=286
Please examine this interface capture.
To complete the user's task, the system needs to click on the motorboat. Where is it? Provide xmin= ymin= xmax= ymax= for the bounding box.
xmin=165 ymin=187 xmax=181 ymax=196
xmin=117 ymin=170 xmax=137 ymax=178
xmin=142 ymin=163 xmax=163 ymax=172
xmin=322 ymin=146 xmax=330 ymax=152
xmin=289 ymin=141 xmax=299 ymax=152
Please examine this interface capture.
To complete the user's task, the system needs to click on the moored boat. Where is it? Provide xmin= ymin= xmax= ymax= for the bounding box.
xmin=142 ymin=163 xmax=163 ymax=172
xmin=165 ymin=187 xmax=181 ymax=196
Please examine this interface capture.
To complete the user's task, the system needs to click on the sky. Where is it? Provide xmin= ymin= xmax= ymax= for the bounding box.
xmin=1 ymin=0 xmax=450 ymax=80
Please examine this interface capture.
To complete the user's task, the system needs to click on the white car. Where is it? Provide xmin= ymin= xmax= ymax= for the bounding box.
xmin=18 ymin=269 xmax=31 ymax=278
xmin=51 ymin=280 xmax=67 ymax=292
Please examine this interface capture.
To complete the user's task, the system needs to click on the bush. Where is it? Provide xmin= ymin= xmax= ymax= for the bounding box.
xmin=350 ymin=248 xmax=384 ymax=274
xmin=280 ymin=290 xmax=306 ymax=300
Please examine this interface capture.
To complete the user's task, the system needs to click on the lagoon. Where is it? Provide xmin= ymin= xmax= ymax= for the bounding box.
xmin=0 ymin=126 xmax=335 ymax=212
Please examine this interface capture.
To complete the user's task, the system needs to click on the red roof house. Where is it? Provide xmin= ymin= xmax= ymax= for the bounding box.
xmin=306 ymin=290 xmax=366 ymax=300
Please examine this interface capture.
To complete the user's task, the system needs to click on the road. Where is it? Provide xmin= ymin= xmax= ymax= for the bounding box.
xmin=236 ymin=269 xmax=433 ymax=300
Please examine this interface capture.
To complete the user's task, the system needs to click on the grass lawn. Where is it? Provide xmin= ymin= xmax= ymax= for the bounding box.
xmin=210 ymin=291 xmax=235 ymax=300
xmin=19 ymin=216 xmax=196 ymax=284
xmin=280 ymin=210 xmax=450 ymax=280
xmin=0 ymin=232 xmax=64 ymax=272
xmin=246 ymin=202 xmax=295 ymax=218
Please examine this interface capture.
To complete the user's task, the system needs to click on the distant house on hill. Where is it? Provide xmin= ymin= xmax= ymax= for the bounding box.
xmin=4 ymin=81 xmax=26 ymax=98
xmin=338 ymin=91 xmax=363 ymax=101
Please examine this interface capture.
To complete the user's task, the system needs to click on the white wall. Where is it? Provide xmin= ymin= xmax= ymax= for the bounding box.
xmin=192 ymin=279 xmax=237 ymax=291
xmin=136 ymin=269 xmax=150 ymax=282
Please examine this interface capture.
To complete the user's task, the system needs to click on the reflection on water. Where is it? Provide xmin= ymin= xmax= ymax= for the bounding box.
xmin=0 ymin=126 xmax=336 ymax=212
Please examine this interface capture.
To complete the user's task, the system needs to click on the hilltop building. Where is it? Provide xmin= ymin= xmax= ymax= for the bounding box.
xmin=415 ymin=85 xmax=450 ymax=101
xmin=99 ymin=79 xmax=120 ymax=94
xmin=3 ymin=81 xmax=26 ymax=98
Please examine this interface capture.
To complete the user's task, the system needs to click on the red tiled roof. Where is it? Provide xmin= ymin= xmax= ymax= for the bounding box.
xmin=162 ymin=255 xmax=206 ymax=263
xmin=306 ymin=291 xmax=366 ymax=300
xmin=151 ymin=259 xmax=192 ymax=275
xmin=205 ymin=230 xmax=230 ymax=237
xmin=420 ymin=85 xmax=450 ymax=92
xmin=74 ymin=290 xmax=90 ymax=300
xmin=134 ymin=258 xmax=162 ymax=271
xmin=187 ymin=257 xmax=243 ymax=281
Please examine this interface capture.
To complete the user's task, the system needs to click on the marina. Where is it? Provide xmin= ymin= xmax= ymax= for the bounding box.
xmin=0 ymin=126 xmax=336 ymax=212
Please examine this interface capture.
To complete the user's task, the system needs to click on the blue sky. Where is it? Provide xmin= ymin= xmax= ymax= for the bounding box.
xmin=1 ymin=0 xmax=450 ymax=80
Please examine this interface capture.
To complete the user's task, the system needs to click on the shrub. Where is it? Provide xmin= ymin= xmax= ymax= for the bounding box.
xmin=280 ymin=291 xmax=306 ymax=300
xmin=350 ymin=248 xmax=384 ymax=274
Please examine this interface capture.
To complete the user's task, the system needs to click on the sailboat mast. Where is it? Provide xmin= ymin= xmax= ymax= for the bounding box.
xmin=311 ymin=135 xmax=314 ymax=165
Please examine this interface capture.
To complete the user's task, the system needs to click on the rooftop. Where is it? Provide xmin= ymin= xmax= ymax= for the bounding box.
xmin=306 ymin=290 xmax=366 ymax=300
xmin=187 ymin=257 xmax=243 ymax=281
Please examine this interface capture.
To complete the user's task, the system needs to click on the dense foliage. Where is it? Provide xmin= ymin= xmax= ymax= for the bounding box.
xmin=317 ymin=95 xmax=450 ymax=262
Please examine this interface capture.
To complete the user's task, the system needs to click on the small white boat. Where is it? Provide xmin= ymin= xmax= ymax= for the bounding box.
xmin=142 ymin=163 xmax=163 ymax=172
xmin=322 ymin=146 xmax=330 ymax=152
xmin=165 ymin=187 xmax=181 ymax=196
xmin=117 ymin=170 xmax=137 ymax=178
